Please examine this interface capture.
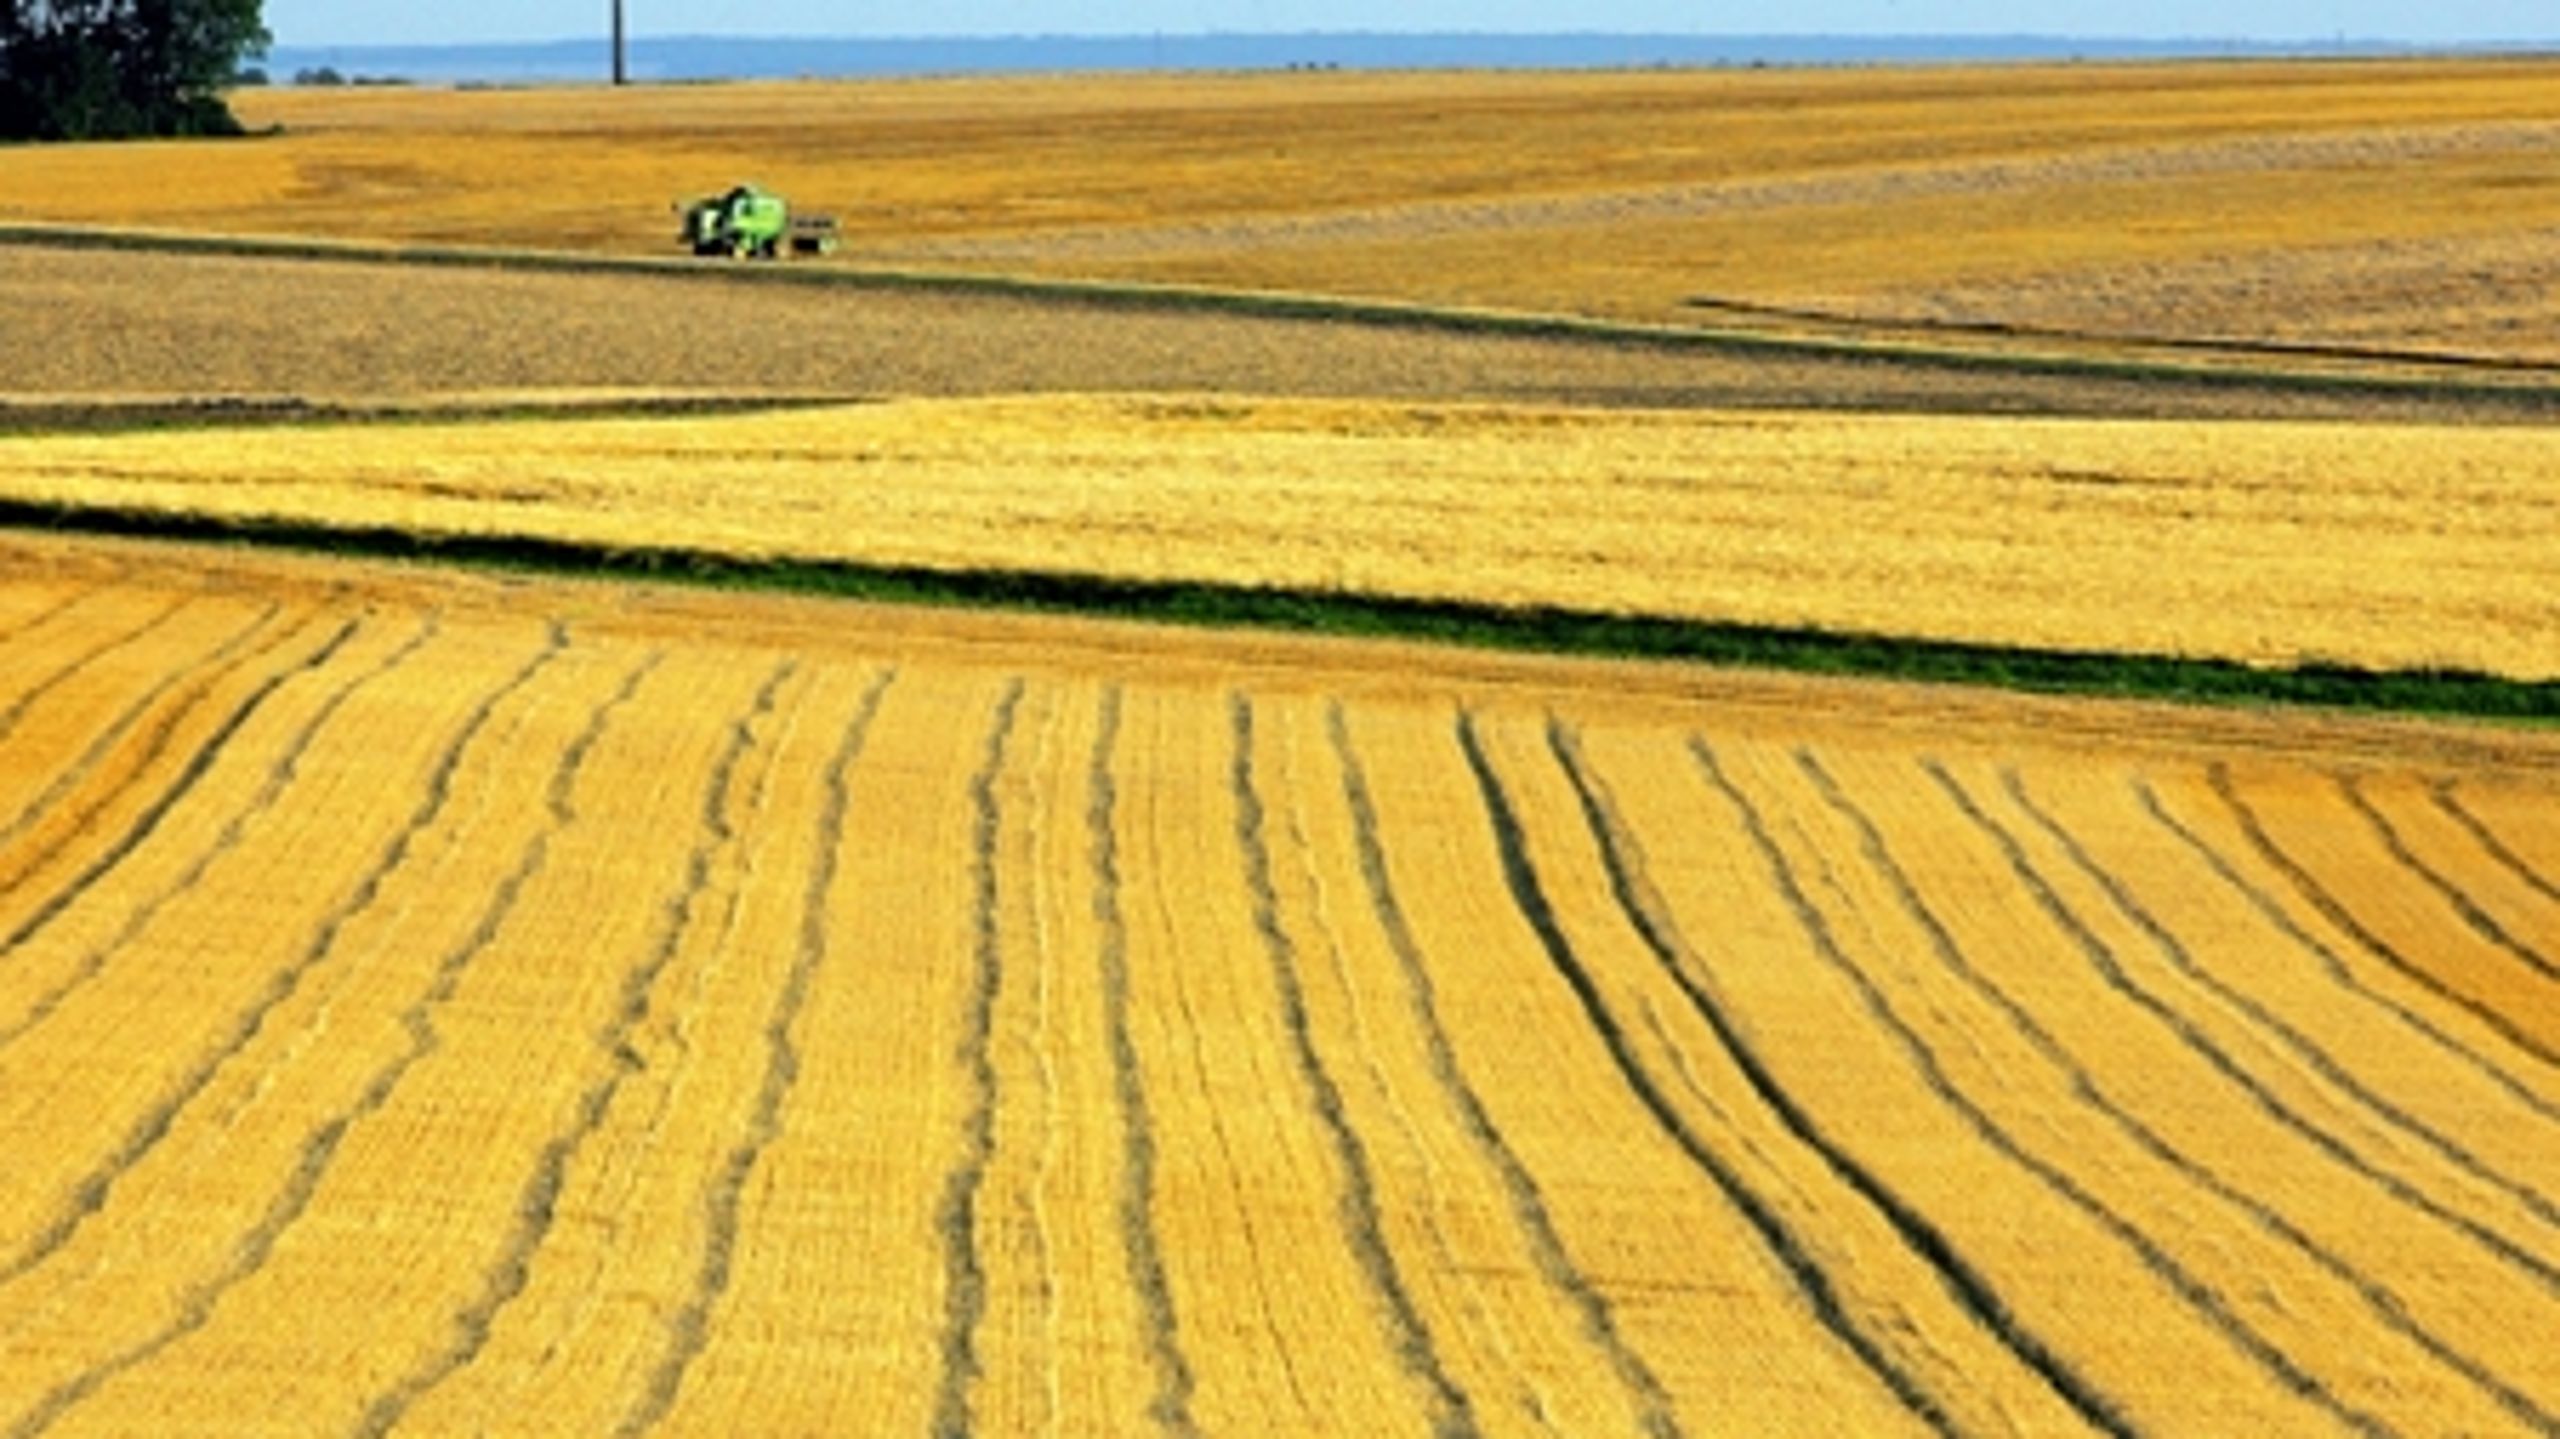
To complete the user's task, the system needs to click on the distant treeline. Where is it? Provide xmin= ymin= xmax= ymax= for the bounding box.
xmin=259 ymin=31 xmax=2514 ymax=86
xmin=1 ymin=0 xmax=267 ymax=139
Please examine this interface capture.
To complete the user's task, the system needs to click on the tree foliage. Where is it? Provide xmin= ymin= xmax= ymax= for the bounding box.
xmin=0 ymin=0 xmax=269 ymax=140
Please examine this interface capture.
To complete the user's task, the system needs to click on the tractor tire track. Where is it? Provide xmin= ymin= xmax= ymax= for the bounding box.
xmin=0 ymin=591 xmax=192 ymax=752
xmin=2006 ymin=768 xmax=2560 ymax=1237
xmin=2205 ymin=764 xmax=2560 ymax=1073
xmin=1450 ymin=712 xmax=1966 ymax=1438
xmin=351 ymin=655 xmax=790 ymax=1438
xmin=1648 ymin=732 xmax=2273 ymax=1423
xmin=0 ymin=627 xmax=593 ymax=1433
xmin=0 ymin=598 xmax=281 ymax=855
xmin=2337 ymin=774 xmax=2557 ymax=984
xmin=0 ymin=585 xmax=101 ymax=654
xmin=1806 ymin=752 xmax=2553 ymax=1434
xmin=617 ymin=666 xmax=898 ymax=1437
xmin=1234 ymin=694 xmax=1479 ymax=1439
xmin=0 ymin=614 xmax=440 ymax=1053
xmin=5 ymin=1111 xmax=359 ymax=1439
xmin=11 ymin=646 xmax=656 ymax=1439
xmin=1090 ymin=685 xmax=1202 ymax=1439
xmin=1131 ymin=694 xmax=1321 ymax=1424
xmin=1279 ymin=718 xmax=1555 ymax=1436
xmin=0 ymin=618 xmax=544 ymax=1296
xmin=2431 ymin=780 xmax=2560 ymax=909
xmin=1684 ymin=739 xmax=2391 ymax=1436
xmin=931 ymin=678 xmax=1027 ymax=1439
xmin=0 ymin=599 xmax=293 ymax=927
xmin=1329 ymin=705 xmax=1680 ymax=1439
xmin=2136 ymin=776 xmax=2560 ymax=1122
xmin=1928 ymin=761 xmax=2560 ymax=1297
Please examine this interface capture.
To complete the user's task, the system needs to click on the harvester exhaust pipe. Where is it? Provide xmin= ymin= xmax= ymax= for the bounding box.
xmin=611 ymin=0 xmax=627 ymax=85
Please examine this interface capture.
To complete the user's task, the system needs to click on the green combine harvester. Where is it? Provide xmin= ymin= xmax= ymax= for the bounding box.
xmin=679 ymin=184 xmax=838 ymax=259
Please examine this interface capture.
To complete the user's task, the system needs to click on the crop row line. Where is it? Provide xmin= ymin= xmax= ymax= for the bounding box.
xmin=2004 ymin=769 xmax=2560 ymax=1234
xmin=1914 ymin=763 xmax=2549 ymax=1423
xmin=1452 ymin=715 xmax=1974 ymax=1435
xmin=0 ymin=623 xmax=565 ymax=1436
xmin=620 ymin=667 xmax=898 ymax=1435
xmin=1087 ymin=686 xmax=1203 ymax=1437
xmin=2337 ymin=775 xmax=2557 ymax=984
xmin=2134 ymin=778 xmax=2560 ymax=1120
xmin=2206 ymin=766 xmax=2560 ymax=1072
xmin=0 ymin=591 xmax=192 ymax=752
xmin=1328 ymin=705 xmax=1682 ymax=1439
xmin=1932 ymin=761 xmax=2560 ymax=1300
xmin=1232 ymin=696 xmax=1480 ymax=1438
xmin=0 ymin=598 xmax=288 ymax=904
xmin=0 ymin=615 xmax=441 ymax=1056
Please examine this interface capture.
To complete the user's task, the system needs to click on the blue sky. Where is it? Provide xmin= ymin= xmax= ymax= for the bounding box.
xmin=261 ymin=4 xmax=2560 ymax=49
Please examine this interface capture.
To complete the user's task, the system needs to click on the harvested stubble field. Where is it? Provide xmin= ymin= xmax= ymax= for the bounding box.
xmin=5 ymin=60 xmax=2559 ymax=365
xmin=4 ymin=45 xmax=2559 ymax=1439
xmin=0 ymin=534 xmax=2556 ymax=1437
xmin=0 ymin=395 xmax=2553 ymax=681
xmin=12 ymin=240 xmax=2554 ymax=426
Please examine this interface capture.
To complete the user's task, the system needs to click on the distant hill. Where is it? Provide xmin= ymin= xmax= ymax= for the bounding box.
xmin=255 ymin=31 xmax=2511 ymax=86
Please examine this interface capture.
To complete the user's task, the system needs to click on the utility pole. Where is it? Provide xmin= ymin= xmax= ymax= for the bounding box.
xmin=612 ymin=0 xmax=627 ymax=85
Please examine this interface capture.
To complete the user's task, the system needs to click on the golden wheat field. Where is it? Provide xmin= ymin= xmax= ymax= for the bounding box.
xmin=4 ymin=46 xmax=2559 ymax=1439
xmin=2 ymin=396 xmax=2555 ymax=679
xmin=0 ymin=533 xmax=2554 ymax=1437
xmin=5 ymin=61 xmax=2559 ymax=360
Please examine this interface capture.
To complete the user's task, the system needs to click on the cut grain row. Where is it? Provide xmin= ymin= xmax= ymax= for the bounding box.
xmin=2 ymin=546 xmax=2556 ymax=1434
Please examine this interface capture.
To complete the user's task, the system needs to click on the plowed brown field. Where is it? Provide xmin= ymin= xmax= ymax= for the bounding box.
xmin=2 ymin=533 xmax=2553 ymax=1436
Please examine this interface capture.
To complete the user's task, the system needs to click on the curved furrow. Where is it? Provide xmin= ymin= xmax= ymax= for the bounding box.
xmin=1927 ymin=761 xmax=2560 ymax=1297
xmin=1268 ymin=703 xmax=1561 ymax=1434
xmin=1329 ymin=705 xmax=1681 ymax=1439
xmin=1659 ymin=732 xmax=2369 ymax=1438
xmin=2432 ymin=781 xmax=2560 ymax=909
xmin=2204 ymin=765 xmax=2560 ymax=1073
xmin=1451 ymin=712 xmax=1968 ymax=1439
xmin=2135 ymin=777 xmax=2560 ymax=1122
xmin=617 ymin=667 xmax=898 ymax=1437
xmin=0 ymin=585 xmax=98 ymax=654
xmin=350 ymin=656 xmax=792 ymax=1438
xmin=3 ymin=1120 xmax=352 ymax=1439
xmin=1803 ymin=752 xmax=2554 ymax=1434
xmin=1093 ymin=686 xmax=1203 ymax=1439
xmin=2006 ymin=768 xmax=2560 ymax=1236
xmin=1234 ymin=695 xmax=1479 ymax=1439
xmin=0 ymin=614 xmax=441 ymax=1054
xmin=929 ymin=678 xmax=1028 ymax=1439
xmin=0 ymin=619 xmax=551 ymax=1296
xmin=2336 ymin=774 xmax=2557 ymax=984
xmin=0 ymin=599 xmax=294 ymax=924
xmin=8 ymin=646 xmax=657 ymax=1439
xmin=1122 ymin=690 xmax=1324 ymax=1425
xmin=0 ymin=591 xmax=191 ymax=752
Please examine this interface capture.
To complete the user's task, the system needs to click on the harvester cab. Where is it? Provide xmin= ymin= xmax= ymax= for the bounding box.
xmin=678 ymin=184 xmax=838 ymax=259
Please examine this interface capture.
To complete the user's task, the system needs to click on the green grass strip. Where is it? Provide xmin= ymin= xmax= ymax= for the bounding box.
xmin=3 ymin=498 xmax=2549 ymax=725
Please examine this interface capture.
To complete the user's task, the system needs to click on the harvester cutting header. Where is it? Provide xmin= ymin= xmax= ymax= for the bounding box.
xmin=678 ymin=185 xmax=838 ymax=259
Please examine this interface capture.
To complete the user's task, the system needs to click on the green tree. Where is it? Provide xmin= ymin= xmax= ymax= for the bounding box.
xmin=0 ymin=0 xmax=269 ymax=140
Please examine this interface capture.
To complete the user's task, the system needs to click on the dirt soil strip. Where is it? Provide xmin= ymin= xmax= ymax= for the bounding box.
xmin=2 ymin=234 xmax=2553 ymax=424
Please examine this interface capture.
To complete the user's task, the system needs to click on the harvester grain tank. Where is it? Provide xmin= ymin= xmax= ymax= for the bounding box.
xmin=679 ymin=185 xmax=838 ymax=259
